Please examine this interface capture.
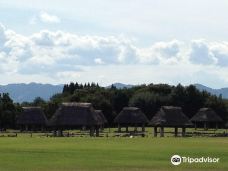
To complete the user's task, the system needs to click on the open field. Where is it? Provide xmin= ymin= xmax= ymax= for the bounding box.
xmin=0 ymin=135 xmax=227 ymax=171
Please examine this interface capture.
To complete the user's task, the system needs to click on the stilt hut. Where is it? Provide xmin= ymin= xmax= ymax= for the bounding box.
xmin=150 ymin=106 xmax=192 ymax=137
xmin=190 ymin=108 xmax=223 ymax=130
xmin=114 ymin=107 xmax=149 ymax=133
xmin=49 ymin=102 xmax=102 ymax=137
xmin=17 ymin=107 xmax=47 ymax=131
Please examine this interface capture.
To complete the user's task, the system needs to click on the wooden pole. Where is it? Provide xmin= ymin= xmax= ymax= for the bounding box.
xmin=118 ymin=124 xmax=121 ymax=132
xmin=53 ymin=130 xmax=57 ymax=137
xmin=90 ymin=126 xmax=95 ymax=137
xmin=215 ymin=122 xmax=218 ymax=130
xmin=142 ymin=124 xmax=145 ymax=132
xmin=95 ymin=126 xmax=99 ymax=137
xmin=174 ymin=127 xmax=178 ymax=137
xmin=182 ymin=127 xmax=186 ymax=137
xmin=154 ymin=127 xmax=157 ymax=137
xmin=134 ymin=124 xmax=137 ymax=132
xmin=204 ymin=122 xmax=207 ymax=130
xmin=126 ymin=126 xmax=128 ymax=132
xmin=160 ymin=127 xmax=164 ymax=137
xmin=25 ymin=125 xmax=28 ymax=131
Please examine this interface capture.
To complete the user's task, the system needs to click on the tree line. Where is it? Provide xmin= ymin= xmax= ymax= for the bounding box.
xmin=1 ymin=83 xmax=228 ymax=128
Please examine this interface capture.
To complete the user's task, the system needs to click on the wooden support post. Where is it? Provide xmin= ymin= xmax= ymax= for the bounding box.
xmin=174 ymin=127 xmax=178 ymax=137
xmin=204 ymin=122 xmax=207 ymax=130
xmin=25 ymin=125 xmax=29 ymax=131
xmin=95 ymin=126 xmax=99 ymax=137
xmin=90 ymin=126 xmax=95 ymax=137
xmin=118 ymin=124 xmax=121 ymax=132
xmin=41 ymin=126 xmax=44 ymax=132
xmin=134 ymin=124 xmax=137 ymax=132
xmin=182 ymin=127 xmax=186 ymax=137
xmin=142 ymin=124 xmax=145 ymax=132
xmin=215 ymin=122 xmax=218 ymax=130
xmin=160 ymin=127 xmax=164 ymax=137
xmin=53 ymin=130 xmax=57 ymax=137
xmin=126 ymin=126 xmax=128 ymax=132
xmin=154 ymin=127 xmax=157 ymax=137
xmin=194 ymin=122 xmax=197 ymax=130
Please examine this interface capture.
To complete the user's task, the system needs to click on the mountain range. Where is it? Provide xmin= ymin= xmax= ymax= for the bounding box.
xmin=0 ymin=83 xmax=63 ymax=103
xmin=0 ymin=83 xmax=227 ymax=103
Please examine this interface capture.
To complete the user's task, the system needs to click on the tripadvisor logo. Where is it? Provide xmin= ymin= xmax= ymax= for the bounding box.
xmin=171 ymin=155 xmax=219 ymax=165
xmin=171 ymin=155 xmax=182 ymax=165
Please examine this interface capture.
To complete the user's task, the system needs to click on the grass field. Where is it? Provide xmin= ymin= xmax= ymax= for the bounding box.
xmin=0 ymin=135 xmax=227 ymax=171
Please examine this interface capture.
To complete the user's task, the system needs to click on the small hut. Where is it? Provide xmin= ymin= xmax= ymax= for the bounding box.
xmin=190 ymin=108 xmax=223 ymax=130
xmin=49 ymin=102 xmax=102 ymax=137
xmin=17 ymin=107 xmax=47 ymax=131
xmin=150 ymin=106 xmax=192 ymax=137
xmin=114 ymin=107 xmax=149 ymax=132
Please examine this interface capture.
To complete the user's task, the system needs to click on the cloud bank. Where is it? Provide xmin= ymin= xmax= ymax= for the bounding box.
xmin=1 ymin=23 xmax=228 ymax=87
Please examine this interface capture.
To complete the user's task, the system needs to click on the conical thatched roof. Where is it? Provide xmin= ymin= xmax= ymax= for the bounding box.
xmin=17 ymin=107 xmax=47 ymax=125
xmin=49 ymin=102 xmax=102 ymax=127
xmin=150 ymin=106 xmax=192 ymax=127
xmin=114 ymin=107 xmax=149 ymax=125
xmin=95 ymin=110 xmax=108 ymax=124
xmin=191 ymin=108 xmax=223 ymax=122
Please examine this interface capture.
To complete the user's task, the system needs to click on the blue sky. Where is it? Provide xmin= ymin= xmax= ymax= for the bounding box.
xmin=0 ymin=0 xmax=228 ymax=88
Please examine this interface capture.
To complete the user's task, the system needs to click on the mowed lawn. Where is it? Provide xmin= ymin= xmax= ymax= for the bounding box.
xmin=0 ymin=137 xmax=227 ymax=171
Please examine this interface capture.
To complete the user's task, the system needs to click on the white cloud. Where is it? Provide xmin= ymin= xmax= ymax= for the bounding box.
xmin=30 ymin=11 xmax=60 ymax=24
xmin=1 ymin=23 xmax=228 ymax=87
xmin=39 ymin=11 xmax=60 ymax=23
xmin=189 ymin=40 xmax=216 ymax=65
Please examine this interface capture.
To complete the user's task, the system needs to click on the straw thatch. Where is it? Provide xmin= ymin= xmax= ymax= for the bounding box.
xmin=150 ymin=106 xmax=192 ymax=127
xmin=190 ymin=108 xmax=223 ymax=123
xmin=49 ymin=102 xmax=102 ymax=127
xmin=95 ymin=110 xmax=108 ymax=124
xmin=114 ymin=107 xmax=149 ymax=125
xmin=17 ymin=107 xmax=47 ymax=126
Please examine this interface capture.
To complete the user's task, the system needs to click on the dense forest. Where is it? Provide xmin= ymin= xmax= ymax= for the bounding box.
xmin=1 ymin=83 xmax=228 ymax=128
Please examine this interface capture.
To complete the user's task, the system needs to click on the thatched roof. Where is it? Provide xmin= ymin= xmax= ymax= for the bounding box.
xmin=17 ymin=107 xmax=47 ymax=125
xmin=49 ymin=102 xmax=102 ymax=127
xmin=150 ymin=106 xmax=192 ymax=127
xmin=95 ymin=110 xmax=108 ymax=124
xmin=191 ymin=108 xmax=223 ymax=122
xmin=114 ymin=107 xmax=149 ymax=125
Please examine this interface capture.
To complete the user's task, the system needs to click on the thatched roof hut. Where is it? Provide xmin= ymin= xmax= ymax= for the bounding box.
xmin=95 ymin=110 xmax=108 ymax=124
xmin=49 ymin=102 xmax=102 ymax=127
xmin=190 ymin=108 xmax=223 ymax=123
xmin=190 ymin=108 xmax=223 ymax=130
xmin=17 ymin=107 xmax=47 ymax=126
xmin=150 ymin=106 xmax=192 ymax=137
xmin=114 ymin=107 xmax=149 ymax=125
xmin=150 ymin=106 xmax=192 ymax=127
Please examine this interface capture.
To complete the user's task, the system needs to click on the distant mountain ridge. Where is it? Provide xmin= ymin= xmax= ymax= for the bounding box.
xmin=106 ymin=83 xmax=134 ymax=89
xmin=194 ymin=84 xmax=228 ymax=99
xmin=0 ymin=83 xmax=63 ymax=103
xmin=0 ymin=82 xmax=227 ymax=103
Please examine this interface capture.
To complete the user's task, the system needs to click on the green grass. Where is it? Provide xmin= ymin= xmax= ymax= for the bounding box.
xmin=0 ymin=136 xmax=227 ymax=171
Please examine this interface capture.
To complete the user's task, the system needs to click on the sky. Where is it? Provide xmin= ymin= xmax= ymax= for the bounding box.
xmin=0 ymin=0 xmax=228 ymax=88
